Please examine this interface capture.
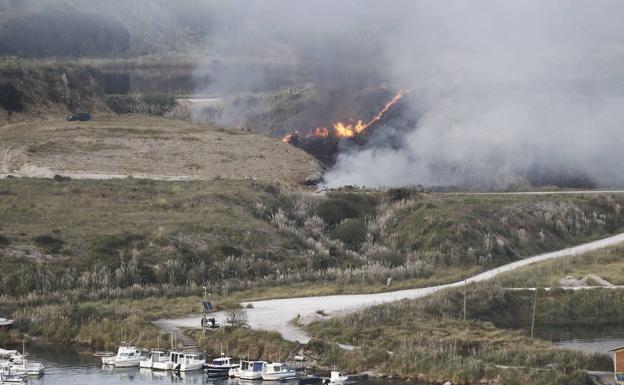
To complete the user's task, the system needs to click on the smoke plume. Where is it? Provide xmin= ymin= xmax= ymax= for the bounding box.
xmin=324 ymin=1 xmax=624 ymax=188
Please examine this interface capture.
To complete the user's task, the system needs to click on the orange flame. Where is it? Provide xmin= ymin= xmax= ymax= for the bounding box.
xmin=282 ymin=132 xmax=299 ymax=142
xmin=282 ymin=89 xmax=408 ymax=142
xmin=306 ymin=127 xmax=330 ymax=138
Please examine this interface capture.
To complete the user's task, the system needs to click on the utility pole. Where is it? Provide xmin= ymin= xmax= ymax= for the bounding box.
xmin=530 ymin=287 xmax=538 ymax=340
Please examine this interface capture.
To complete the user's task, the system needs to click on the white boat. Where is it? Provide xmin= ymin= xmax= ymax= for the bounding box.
xmin=329 ymin=371 xmax=349 ymax=384
xmin=101 ymin=344 xmax=142 ymax=367
xmin=240 ymin=361 xmax=267 ymax=380
xmin=175 ymin=353 xmax=205 ymax=372
xmin=206 ymin=354 xmax=239 ymax=376
xmin=152 ymin=351 xmax=185 ymax=371
xmin=0 ymin=369 xmax=27 ymax=384
xmin=0 ymin=343 xmax=45 ymax=376
xmin=3 ymin=360 xmax=45 ymax=376
xmin=0 ymin=351 xmax=22 ymax=365
xmin=139 ymin=350 xmax=169 ymax=369
xmin=229 ymin=360 xmax=249 ymax=377
xmin=261 ymin=362 xmax=296 ymax=381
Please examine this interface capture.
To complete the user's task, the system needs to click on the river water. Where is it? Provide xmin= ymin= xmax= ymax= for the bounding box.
xmin=534 ymin=325 xmax=624 ymax=355
xmin=23 ymin=344 xmax=394 ymax=385
xmin=16 ymin=322 xmax=624 ymax=384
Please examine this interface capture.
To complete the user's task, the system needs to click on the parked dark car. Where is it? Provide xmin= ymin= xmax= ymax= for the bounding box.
xmin=66 ymin=112 xmax=91 ymax=121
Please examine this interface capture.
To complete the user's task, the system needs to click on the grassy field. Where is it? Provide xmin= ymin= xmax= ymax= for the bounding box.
xmin=306 ymin=283 xmax=614 ymax=385
xmin=0 ymin=115 xmax=321 ymax=182
xmin=495 ymin=244 xmax=624 ymax=287
xmin=3 ymin=181 xmax=624 ymax=300
xmin=3 ymin=179 xmax=624 ymax=361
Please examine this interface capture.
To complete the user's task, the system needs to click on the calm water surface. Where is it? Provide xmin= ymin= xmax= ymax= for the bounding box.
xmin=24 ymin=344 xmax=393 ymax=385
xmin=534 ymin=324 xmax=624 ymax=355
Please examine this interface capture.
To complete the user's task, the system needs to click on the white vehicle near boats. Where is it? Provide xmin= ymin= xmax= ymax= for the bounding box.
xmin=139 ymin=350 xmax=169 ymax=369
xmin=261 ymin=362 xmax=297 ymax=381
xmin=206 ymin=354 xmax=239 ymax=376
xmin=175 ymin=353 xmax=205 ymax=372
xmin=239 ymin=360 xmax=267 ymax=380
xmin=228 ymin=360 xmax=248 ymax=377
xmin=101 ymin=344 xmax=142 ymax=368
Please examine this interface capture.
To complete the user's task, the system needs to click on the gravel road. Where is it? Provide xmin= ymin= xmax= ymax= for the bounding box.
xmin=156 ymin=229 xmax=624 ymax=343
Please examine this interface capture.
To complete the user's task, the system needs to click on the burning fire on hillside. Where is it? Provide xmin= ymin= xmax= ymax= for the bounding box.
xmin=282 ymin=89 xmax=408 ymax=143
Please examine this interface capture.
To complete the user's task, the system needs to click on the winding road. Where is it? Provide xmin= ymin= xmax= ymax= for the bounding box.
xmin=156 ymin=232 xmax=624 ymax=344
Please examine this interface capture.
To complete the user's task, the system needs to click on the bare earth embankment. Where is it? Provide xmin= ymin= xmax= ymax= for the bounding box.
xmin=0 ymin=115 xmax=322 ymax=183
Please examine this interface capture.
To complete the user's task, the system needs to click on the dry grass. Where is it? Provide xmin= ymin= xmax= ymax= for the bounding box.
xmin=0 ymin=115 xmax=321 ymax=183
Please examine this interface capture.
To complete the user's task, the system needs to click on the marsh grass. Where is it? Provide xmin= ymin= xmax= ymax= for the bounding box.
xmin=306 ymin=282 xmax=613 ymax=384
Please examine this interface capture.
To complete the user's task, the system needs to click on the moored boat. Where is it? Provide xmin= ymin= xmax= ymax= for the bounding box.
xmin=153 ymin=351 xmax=184 ymax=371
xmin=328 ymin=371 xmax=349 ymax=384
xmin=175 ymin=353 xmax=205 ymax=372
xmin=229 ymin=360 xmax=249 ymax=377
xmin=261 ymin=362 xmax=296 ymax=381
xmin=0 ymin=368 xmax=27 ymax=384
xmin=139 ymin=350 xmax=169 ymax=369
xmin=101 ymin=344 xmax=142 ymax=367
xmin=206 ymin=354 xmax=239 ymax=376
xmin=240 ymin=360 xmax=267 ymax=380
xmin=0 ymin=350 xmax=22 ymax=365
xmin=3 ymin=360 xmax=45 ymax=376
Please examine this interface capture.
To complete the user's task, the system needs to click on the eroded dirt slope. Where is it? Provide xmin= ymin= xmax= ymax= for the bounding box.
xmin=0 ymin=115 xmax=322 ymax=183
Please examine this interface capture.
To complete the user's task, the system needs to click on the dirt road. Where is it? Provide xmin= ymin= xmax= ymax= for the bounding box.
xmin=156 ymin=232 xmax=624 ymax=343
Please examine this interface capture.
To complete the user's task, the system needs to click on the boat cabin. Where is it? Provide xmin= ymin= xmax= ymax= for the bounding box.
xmin=212 ymin=357 xmax=231 ymax=366
xmin=610 ymin=346 xmax=624 ymax=384
xmin=249 ymin=361 xmax=266 ymax=372
xmin=0 ymin=317 xmax=14 ymax=332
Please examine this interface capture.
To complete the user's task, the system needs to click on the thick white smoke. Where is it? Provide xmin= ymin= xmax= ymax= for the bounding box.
xmin=324 ymin=0 xmax=624 ymax=188
xmin=186 ymin=0 xmax=624 ymax=189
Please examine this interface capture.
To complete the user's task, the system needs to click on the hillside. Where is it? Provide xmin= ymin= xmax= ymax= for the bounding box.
xmin=0 ymin=115 xmax=321 ymax=182
xmin=2 ymin=185 xmax=624 ymax=301
xmin=0 ymin=59 xmax=109 ymax=123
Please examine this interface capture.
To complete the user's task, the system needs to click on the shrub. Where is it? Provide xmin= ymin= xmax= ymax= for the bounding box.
xmin=0 ymin=234 xmax=10 ymax=246
xmin=387 ymin=187 xmax=418 ymax=202
xmin=317 ymin=198 xmax=362 ymax=226
xmin=0 ymin=83 xmax=24 ymax=113
xmin=331 ymin=219 xmax=367 ymax=248
xmin=33 ymin=234 xmax=64 ymax=253
xmin=141 ymin=93 xmax=176 ymax=108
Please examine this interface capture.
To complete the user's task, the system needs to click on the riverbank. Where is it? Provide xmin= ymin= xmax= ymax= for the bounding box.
xmin=305 ymin=284 xmax=614 ymax=385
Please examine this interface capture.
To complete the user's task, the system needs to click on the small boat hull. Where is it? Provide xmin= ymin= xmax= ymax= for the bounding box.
xmin=207 ymin=366 xmax=237 ymax=376
xmin=176 ymin=363 xmax=205 ymax=372
xmin=112 ymin=359 xmax=141 ymax=368
xmin=229 ymin=367 xmax=242 ymax=378
xmin=152 ymin=361 xmax=175 ymax=371
xmin=240 ymin=372 xmax=263 ymax=380
xmin=261 ymin=371 xmax=297 ymax=381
